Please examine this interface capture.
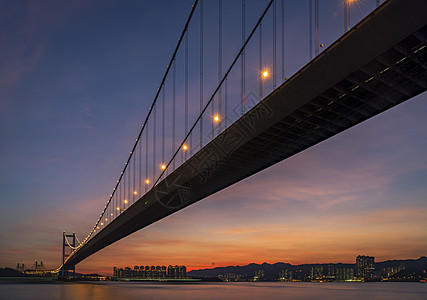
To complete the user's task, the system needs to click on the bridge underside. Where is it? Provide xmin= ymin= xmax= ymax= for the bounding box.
xmin=64 ymin=0 xmax=427 ymax=268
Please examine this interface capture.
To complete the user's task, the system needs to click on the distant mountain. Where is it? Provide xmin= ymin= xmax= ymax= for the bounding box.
xmin=0 ymin=268 xmax=25 ymax=277
xmin=189 ymin=262 xmax=294 ymax=279
xmin=188 ymin=257 xmax=427 ymax=280
xmin=375 ymin=256 xmax=427 ymax=270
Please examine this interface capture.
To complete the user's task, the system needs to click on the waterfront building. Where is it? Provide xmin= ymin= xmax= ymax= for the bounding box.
xmin=335 ymin=268 xmax=354 ymax=281
xmin=113 ymin=264 xmax=186 ymax=279
xmin=356 ymin=255 xmax=375 ymax=281
xmin=381 ymin=265 xmax=406 ymax=279
xmin=310 ymin=266 xmax=324 ymax=280
xmin=278 ymin=269 xmax=293 ymax=281
xmin=167 ymin=265 xmax=186 ymax=279
xmin=325 ymin=264 xmax=335 ymax=279
xmin=219 ymin=273 xmax=242 ymax=282
xmin=254 ymin=269 xmax=265 ymax=281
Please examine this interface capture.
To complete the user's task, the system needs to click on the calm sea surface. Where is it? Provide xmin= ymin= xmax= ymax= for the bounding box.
xmin=0 ymin=280 xmax=426 ymax=300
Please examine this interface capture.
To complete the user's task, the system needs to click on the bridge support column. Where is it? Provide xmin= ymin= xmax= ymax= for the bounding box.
xmin=61 ymin=232 xmax=76 ymax=278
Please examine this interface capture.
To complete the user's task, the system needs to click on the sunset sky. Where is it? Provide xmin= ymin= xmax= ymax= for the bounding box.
xmin=0 ymin=0 xmax=426 ymax=276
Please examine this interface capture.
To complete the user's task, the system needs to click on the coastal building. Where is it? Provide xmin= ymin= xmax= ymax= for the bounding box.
xmin=278 ymin=269 xmax=292 ymax=281
xmin=310 ymin=266 xmax=324 ymax=280
xmin=335 ymin=268 xmax=354 ymax=281
xmin=381 ymin=265 xmax=405 ymax=279
xmin=254 ymin=269 xmax=265 ymax=281
xmin=167 ymin=265 xmax=186 ymax=278
xmin=356 ymin=255 xmax=375 ymax=281
xmin=113 ymin=264 xmax=185 ymax=279
xmin=218 ymin=273 xmax=241 ymax=282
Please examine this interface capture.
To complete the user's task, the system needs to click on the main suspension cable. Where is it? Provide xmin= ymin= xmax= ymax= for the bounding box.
xmin=86 ymin=0 xmax=199 ymax=241
xmin=154 ymin=0 xmax=275 ymax=186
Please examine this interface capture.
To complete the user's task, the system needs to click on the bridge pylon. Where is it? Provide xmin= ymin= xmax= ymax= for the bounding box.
xmin=34 ymin=260 xmax=44 ymax=272
xmin=61 ymin=231 xmax=76 ymax=278
xmin=16 ymin=262 xmax=25 ymax=273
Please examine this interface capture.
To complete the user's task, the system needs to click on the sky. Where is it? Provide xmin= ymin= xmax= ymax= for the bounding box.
xmin=0 ymin=0 xmax=426 ymax=276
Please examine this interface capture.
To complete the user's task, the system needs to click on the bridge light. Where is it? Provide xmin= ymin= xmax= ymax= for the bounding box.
xmin=105 ymin=218 xmax=108 ymax=221
xmin=161 ymin=164 xmax=166 ymax=170
xmin=213 ymin=115 xmax=220 ymax=122
xmin=111 ymin=213 xmax=113 ymax=216
xmin=182 ymin=144 xmax=188 ymax=151
xmin=97 ymin=226 xmax=99 ymax=229
xmin=145 ymin=179 xmax=150 ymax=184
xmin=262 ymin=70 xmax=269 ymax=78
xmin=100 ymin=222 xmax=104 ymax=226
xmin=124 ymin=199 xmax=128 ymax=204
xmin=116 ymin=207 xmax=120 ymax=211
xmin=345 ymin=0 xmax=358 ymax=31
xmin=133 ymin=191 xmax=137 ymax=195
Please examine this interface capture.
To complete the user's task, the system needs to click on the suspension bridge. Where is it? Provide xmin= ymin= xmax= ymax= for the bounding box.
xmin=58 ymin=0 xmax=427 ymax=276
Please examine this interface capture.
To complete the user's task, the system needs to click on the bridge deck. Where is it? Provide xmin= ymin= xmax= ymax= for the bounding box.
xmin=64 ymin=0 xmax=427 ymax=268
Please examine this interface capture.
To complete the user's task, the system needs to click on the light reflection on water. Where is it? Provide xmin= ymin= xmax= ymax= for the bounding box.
xmin=0 ymin=281 xmax=426 ymax=300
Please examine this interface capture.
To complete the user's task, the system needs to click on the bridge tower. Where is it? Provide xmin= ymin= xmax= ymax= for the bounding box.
xmin=61 ymin=231 xmax=76 ymax=278
xmin=16 ymin=262 xmax=25 ymax=273
xmin=34 ymin=260 xmax=44 ymax=272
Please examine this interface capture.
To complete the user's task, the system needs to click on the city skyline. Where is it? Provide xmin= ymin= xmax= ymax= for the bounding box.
xmin=6 ymin=254 xmax=426 ymax=281
xmin=1 ymin=0 xmax=426 ymax=276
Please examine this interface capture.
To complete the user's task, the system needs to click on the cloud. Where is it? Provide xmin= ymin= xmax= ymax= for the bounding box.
xmin=67 ymin=198 xmax=427 ymax=275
